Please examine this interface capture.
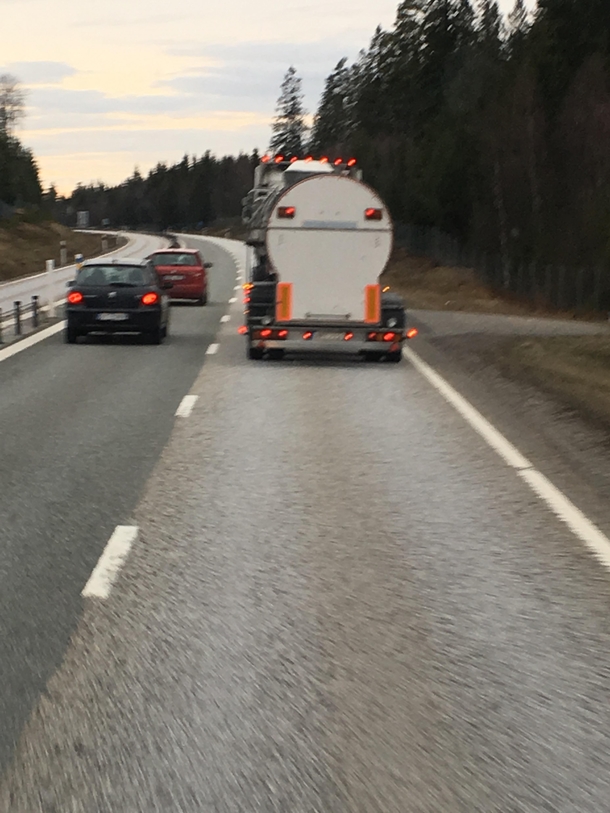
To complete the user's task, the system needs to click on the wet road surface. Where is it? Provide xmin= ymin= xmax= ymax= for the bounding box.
xmin=2 ymin=238 xmax=610 ymax=810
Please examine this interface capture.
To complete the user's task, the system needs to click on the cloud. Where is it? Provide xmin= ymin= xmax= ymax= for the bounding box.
xmin=163 ymin=38 xmax=362 ymax=114
xmin=3 ymin=61 xmax=77 ymax=86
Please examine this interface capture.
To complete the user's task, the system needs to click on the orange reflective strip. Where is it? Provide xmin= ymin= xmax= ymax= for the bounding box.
xmin=276 ymin=282 xmax=293 ymax=321
xmin=364 ymin=284 xmax=381 ymax=324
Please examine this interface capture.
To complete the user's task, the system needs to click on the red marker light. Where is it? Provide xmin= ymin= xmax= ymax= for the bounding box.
xmin=260 ymin=328 xmax=272 ymax=338
xmin=347 ymin=158 xmax=357 ymax=167
xmin=303 ymin=331 xmax=313 ymax=340
xmin=305 ymin=156 xmax=313 ymax=162
xmin=320 ymin=156 xmax=329 ymax=164
xmin=406 ymin=328 xmax=418 ymax=339
xmin=277 ymin=206 xmax=296 ymax=219
xmin=278 ymin=329 xmax=288 ymax=339
xmin=367 ymin=331 xmax=377 ymax=340
xmin=365 ymin=208 xmax=383 ymax=221
xmin=344 ymin=332 xmax=354 ymax=341
xmin=67 ymin=291 xmax=83 ymax=305
xmin=383 ymin=332 xmax=397 ymax=342
xmin=238 ymin=325 xmax=248 ymax=335
xmin=141 ymin=292 xmax=159 ymax=306
xmin=274 ymin=155 xmax=284 ymax=163
xmin=290 ymin=156 xmax=298 ymax=163
xmin=334 ymin=158 xmax=343 ymax=166
xmin=261 ymin=155 xmax=271 ymax=163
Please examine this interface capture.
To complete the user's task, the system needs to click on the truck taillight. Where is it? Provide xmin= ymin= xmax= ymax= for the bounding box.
xmin=347 ymin=158 xmax=357 ymax=167
xmin=277 ymin=207 xmax=296 ymax=219
xmin=406 ymin=328 xmax=418 ymax=339
xmin=365 ymin=208 xmax=383 ymax=221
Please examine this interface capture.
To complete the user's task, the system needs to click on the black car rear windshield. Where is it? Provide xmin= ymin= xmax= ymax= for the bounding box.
xmin=151 ymin=253 xmax=198 ymax=267
xmin=76 ymin=265 xmax=154 ymax=286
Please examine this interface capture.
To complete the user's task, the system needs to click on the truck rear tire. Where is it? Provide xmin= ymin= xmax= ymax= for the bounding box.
xmin=363 ymin=351 xmax=382 ymax=363
xmin=248 ymin=345 xmax=264 ymax=360
xmin=386 ymin=350 xmax=402 ymax=363
xmin=267 ymin=349 xmax=284 ymax=361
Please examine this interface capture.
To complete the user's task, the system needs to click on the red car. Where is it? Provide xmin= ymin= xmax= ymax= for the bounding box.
xmin=148 ymin=249 xmax=212 ymax=305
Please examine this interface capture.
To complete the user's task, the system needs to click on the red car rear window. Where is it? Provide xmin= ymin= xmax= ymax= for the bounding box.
xmin=151 ymin=253 xmax=199 ymax=267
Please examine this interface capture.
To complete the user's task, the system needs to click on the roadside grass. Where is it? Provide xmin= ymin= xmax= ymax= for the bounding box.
xmin=381 ymin=247 xmax=606 ymax=322
xmin=500 ymin=336 xmax=610 ymax=428
xmin=0 ymin=221 xmax=113 ymax=283
xmin=383 ymin=247 xmax=610 ymax=428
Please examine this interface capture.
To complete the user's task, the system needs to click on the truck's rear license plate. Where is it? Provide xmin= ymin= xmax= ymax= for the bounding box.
xmin=166 ymin=275 xmax=184 ymax=281
xmin=97 ymin=313 xmax=128 ymax=321
xmin=319 ymin=332 xmax=344 ymax=341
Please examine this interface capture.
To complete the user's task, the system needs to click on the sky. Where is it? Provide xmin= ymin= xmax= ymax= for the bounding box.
xmin=2 ymin=0 xmax=534 ymax=195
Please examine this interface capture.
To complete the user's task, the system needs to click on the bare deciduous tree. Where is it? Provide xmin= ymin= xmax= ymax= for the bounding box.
xmin=0 ymin=74 xmax=26 ymax=135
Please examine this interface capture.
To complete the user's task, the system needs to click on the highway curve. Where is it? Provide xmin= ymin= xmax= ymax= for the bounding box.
xmin=2 ymin=236 xmax=610 ymax=811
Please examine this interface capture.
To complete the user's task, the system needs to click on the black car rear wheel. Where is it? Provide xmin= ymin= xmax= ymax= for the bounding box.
xmin=65 ymin=325 xmax=79 ymax=344
xmin=148 ymin=324 xmax=164 ymax=345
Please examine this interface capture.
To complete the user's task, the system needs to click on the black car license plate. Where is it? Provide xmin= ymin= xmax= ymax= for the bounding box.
xmin=97 ymin=313 xmax=129 ymax=322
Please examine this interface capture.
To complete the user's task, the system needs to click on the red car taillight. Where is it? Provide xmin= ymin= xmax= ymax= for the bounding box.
xmin=67 ymin=291 xmax=83 ymax=304
xmin=141 ymin=292 xmax=159 ymax=306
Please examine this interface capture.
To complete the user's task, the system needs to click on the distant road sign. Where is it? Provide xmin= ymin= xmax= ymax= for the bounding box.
xmin=76 ymin=211 xmax=90 ymax=228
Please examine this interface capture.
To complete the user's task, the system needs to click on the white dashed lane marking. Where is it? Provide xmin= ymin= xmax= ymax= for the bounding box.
xmin=206 ymin=343 xmax=219 ymax=355
xmin=82 ymin=526 xmax=138 ymax=600
xmin=175 ymin=395 xmax=198 ymax=417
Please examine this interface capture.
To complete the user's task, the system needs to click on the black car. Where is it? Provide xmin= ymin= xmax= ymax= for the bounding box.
xmin=65 ymin=258 xmax=171 ymax=344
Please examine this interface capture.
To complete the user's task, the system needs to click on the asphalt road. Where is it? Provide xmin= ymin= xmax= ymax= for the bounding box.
xmin=0 ymin=233 xmax=237 ymax=775
xmin=2 ymin=237 xmax=610 ymax=810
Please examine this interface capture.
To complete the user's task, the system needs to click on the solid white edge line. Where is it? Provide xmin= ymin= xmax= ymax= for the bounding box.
xmin=403 ymin=347 xmax=531 ymax=470
xmin=0 ymin=321 xmax=65 ymax=364
xmin=82 ymin=526 xmax=138 ymax=599
xmin=220 ymin=315 xmax=231 ymax=323
xmin=206 ymin=343 xmax=219 ymax=355
xmin=402 ymin=346 xmax=610 ymax=572
xmin=175 ymin=394 xmax=199 ymax=418
xmin=519 ymin=470 xmax=610 ymax=570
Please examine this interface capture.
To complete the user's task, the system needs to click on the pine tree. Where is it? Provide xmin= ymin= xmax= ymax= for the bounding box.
xmin=270 ymin=67 xmax=308 ymax=156
xmin=310 ymin=58 xmax=351 ymax=152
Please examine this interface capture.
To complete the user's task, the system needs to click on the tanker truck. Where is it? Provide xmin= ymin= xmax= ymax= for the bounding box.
xmin=241 ymin=156 xmax=416 ymax=362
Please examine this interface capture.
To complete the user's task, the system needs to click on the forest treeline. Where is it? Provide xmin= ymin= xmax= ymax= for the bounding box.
xmin=310 ymin=0 xmax=610 ymax=267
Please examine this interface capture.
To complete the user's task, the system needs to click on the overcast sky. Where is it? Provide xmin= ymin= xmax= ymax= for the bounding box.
xmin=2 ymin=0 xmax=534 ymax=194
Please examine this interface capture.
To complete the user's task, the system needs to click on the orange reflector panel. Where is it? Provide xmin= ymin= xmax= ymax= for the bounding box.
xmin=364 ymin=284 xmax=381 ymax=324
xmin=67 ymin=291 xmax=83 ymax=304
xmin=406 ymin=328 xmax=418 ymax=339
xmin=276 ymin=282 xmax=293 ymax=322
xmin=238 ymin=325 xmax=248 ymax=335
xmin=141 ymin=292 xmax=159 ymax=305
